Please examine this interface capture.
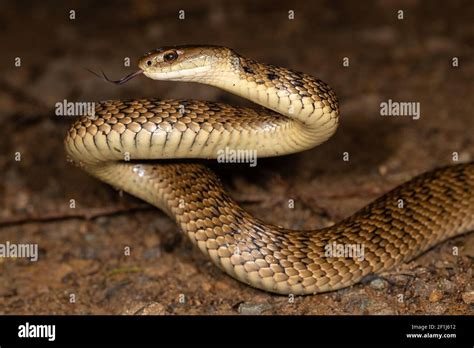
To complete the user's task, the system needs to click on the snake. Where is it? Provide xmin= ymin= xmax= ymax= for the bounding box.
xmin=64 ymin=45 xmax=474 ymax=295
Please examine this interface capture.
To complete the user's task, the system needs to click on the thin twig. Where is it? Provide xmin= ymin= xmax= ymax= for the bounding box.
xmin=0 ymin=204 xmax=154 ymax=228
xmin=0 ymin=197 xmax=267 ymax=228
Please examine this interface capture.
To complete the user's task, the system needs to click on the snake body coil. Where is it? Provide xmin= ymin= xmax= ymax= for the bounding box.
xmin=65 ymin=46 xmax=474 ymax=294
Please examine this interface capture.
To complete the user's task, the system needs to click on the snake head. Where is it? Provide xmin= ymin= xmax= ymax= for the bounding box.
xmin=138 ymin=45 xmax=233 ymax=81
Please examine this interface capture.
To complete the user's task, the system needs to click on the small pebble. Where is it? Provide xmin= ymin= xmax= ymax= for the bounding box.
xmin=370 ymin=306 xmax=396 ymax=315
xmin=143 ymin=248 xmax=161 ymax=260
xmin=412 ymin=279 xmax=429 ymax=297
xmin=440 ymin=279 xmax=455 ymax=293
xmin=428 ymin=303 xmax=446 ymax=315
xmin=358 ymin=298 xmax=370 ymax=312
xmin=370 ymin=278 xmax=388 ymax=290
xmin=84 ymin=233 xmax=96 ymax=241
xmin=378 ymin=165 xmax=388 ymax=176
xmin=238 ymin=303 xmax=272 ymax=315
xmin=434 ymin=260 xmax=446 ymax=269
xmin=201 ymin=282 xmax=212 ymax=292
xmin=135 ymin=302 xmax=167 ymax=315
xmin=461 ymin=291 xmax=474 ymax=304
xmin=96 ymin=216 xmax=109 ymax=226
xmin=429 ymin=289 xmax=443 ymax=303
xmin=434 ymin=260 xmax=454 ymax=269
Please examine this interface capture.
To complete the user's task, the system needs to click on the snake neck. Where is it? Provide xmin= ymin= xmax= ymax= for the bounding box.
xmin=179 ymin=49 xmax=340 ymax=146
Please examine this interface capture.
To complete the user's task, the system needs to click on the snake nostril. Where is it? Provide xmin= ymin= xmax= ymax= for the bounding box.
xmin=147 ymin=60 xmax=152 ymax=66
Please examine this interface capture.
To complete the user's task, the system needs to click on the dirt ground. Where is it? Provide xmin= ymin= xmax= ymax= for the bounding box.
xmin=0 ymin=0 xmax=473 ymax=315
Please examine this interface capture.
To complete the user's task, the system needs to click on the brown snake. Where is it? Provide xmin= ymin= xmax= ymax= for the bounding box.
xmin=65 ymin=45 xmax=474 ymax=295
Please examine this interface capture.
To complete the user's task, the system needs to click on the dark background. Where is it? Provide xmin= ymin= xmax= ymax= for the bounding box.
xmin=0 ymin=0 xmax=473 ymax=314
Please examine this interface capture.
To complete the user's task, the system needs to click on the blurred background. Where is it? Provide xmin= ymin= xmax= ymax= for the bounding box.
xmin=0 ymin=0 xmax=473 ymax=314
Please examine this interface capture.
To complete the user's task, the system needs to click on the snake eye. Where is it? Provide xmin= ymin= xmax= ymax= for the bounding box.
xmin=146 ymin=60 xmax=152 ymax=66
xmin=163 ymin=51 xmax=178 ymax=62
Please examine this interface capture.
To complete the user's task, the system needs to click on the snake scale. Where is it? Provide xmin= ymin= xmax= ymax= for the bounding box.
xmin=65 ymin=45 xmax=474 ymax=295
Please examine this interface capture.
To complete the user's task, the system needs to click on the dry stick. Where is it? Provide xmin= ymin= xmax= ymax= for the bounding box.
xmin=0 ymin=204 xmax=153 ymax=228
xmin=1 ymin=181 xmax=392 ymax=228
xmin=0 ymin=197 xmax=266 ymax=228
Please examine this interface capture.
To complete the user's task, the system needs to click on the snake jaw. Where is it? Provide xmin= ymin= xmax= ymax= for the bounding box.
xmin=142 ymin=65 xmax=212 ymax=82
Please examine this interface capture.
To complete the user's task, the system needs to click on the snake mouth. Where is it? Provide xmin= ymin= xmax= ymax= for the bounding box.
xmin=143 ymin=65 xmax=210 ymax=80
xmin=87 ymin=69 xmax=143 ymax=85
